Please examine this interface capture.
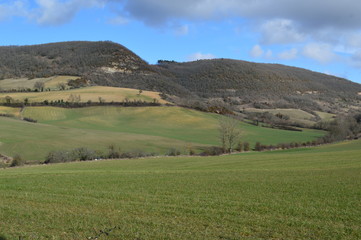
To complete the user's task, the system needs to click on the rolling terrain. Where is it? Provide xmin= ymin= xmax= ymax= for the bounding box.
xmin=0 ymin=85 xmax=168 ymax=104
xmin=0 ymin=106 xmax=324 ymax=162
xmin=0 ymin=40 xmax=360 ymax=240
xmin=0 ymin=139 xmax=360 ymax=239
xmin=1 ymin=41 xmax=361 ymax=113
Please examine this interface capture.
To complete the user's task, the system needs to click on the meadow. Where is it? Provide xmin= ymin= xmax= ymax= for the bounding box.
xmin=244 ymin=108 xmax=335 ymax=127
xmin=0 ymin=140 xmax=360 ymax=239
xmin=0 ymin=86 xmax=167 ymax=104
xmin=0 ymin=76 xmax=79 ymax=90
xmin=0 ymin=106 xmax=325 ymax=162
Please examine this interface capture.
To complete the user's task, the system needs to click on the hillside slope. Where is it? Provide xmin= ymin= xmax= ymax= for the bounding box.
xmin=157 ymin=59 xmax=361 ymax=99
xmin=0 ymin=41 xmax=191 ymax=96
xmin=1 ymin=41 xmax=361 ymax=112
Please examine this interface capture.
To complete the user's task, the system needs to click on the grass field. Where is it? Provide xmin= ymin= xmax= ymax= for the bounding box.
xmin=0 ymin=76 xmax=79 ymax=90
xmin=0 ymin=86 xmax=168 ymax=104
xmin=0 ymin=140 xmax=360 ymax=239
xmin=0 ymin=106 xmax=325 ymax=161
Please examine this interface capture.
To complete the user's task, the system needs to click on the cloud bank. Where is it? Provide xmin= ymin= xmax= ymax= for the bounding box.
xmin=1 ymin=0 xmax=361 ymax=67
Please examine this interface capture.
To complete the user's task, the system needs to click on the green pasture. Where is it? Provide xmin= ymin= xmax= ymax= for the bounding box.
xmin=0 ymin=140 xmax=360 ymax=239
xmin=0 ymin=106 xmax=325 ymax=161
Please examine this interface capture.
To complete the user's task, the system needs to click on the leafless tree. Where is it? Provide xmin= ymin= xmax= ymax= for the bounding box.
xmin=219 ymin=116 xmax=241 ymax=153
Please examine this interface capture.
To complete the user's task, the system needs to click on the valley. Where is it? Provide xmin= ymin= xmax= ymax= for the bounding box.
xmin=0 ymin=41 xmax=360 ymax=240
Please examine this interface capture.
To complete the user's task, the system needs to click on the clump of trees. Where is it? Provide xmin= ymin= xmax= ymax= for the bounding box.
xmin=44 ymin=146 xmax=157 ymax=164
xmin=10 ymin=154 xmax=25 ymax=167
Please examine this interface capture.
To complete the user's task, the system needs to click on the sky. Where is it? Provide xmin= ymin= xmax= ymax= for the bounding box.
xmin=0 ymin=0 xmax=361 ymax=83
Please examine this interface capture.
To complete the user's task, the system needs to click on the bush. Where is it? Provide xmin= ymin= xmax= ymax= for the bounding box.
xmin=0 ymin=234 xmax=8 ymax=240
xmin=200 ymin=146 xmax=224 ymax=156
xmin=254 ymin=142 xmax=262 ymax=151
xmin=23 ymin=117 xmax=37 ymax=123
xmin=107 ymin=144 xmax=121 ymax=159
xmin=71 ymin=147 xmax=96 ymax=161
xmin=44 ymin=150 xmax=72 ymax=164
xmin=243 ymin=142 xmax=250 ymax=151
xmin=10 ymin=154 xmax=25 ymax=167
xmin=235 ymin=141 xmax=243 ymax=152
xmin=167 ymin=148 xmax=181 ymax=156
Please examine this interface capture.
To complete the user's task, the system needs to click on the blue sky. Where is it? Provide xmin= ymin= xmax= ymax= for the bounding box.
xmin=1 ymin=0 xmax=361 ymax=83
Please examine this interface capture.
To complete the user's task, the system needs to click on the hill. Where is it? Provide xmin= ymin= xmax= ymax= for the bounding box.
xmin=1 ymin=139 xmax=360 ymax=239
xmin=0 ymin=86 xmax=168 ymax=104
xmin=0 ymin=41 xmax=192 ymax=96
xmin=0 ymin=106 xmax=324 ymax=161
xmin=1 ymin=41 xmax=360 ymax=113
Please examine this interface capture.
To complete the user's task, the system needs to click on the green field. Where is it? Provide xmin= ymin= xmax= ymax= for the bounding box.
xmin=0 ymin=140 xmax=360 ymax=239
xmin=0 ymin=106 xmax=325 ymax=161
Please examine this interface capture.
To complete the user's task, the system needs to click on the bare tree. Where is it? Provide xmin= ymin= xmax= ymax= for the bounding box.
xmin=219 ymin=116 xmax=241 ymax=153
xmin=34 ymin=81 xmax=45 ymax=92
xmin=57 ymin=82 xmax=67 ymax=90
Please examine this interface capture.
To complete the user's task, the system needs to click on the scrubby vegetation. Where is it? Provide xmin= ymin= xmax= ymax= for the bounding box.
xmin=1 ymin=41 xmax=361 ymax=114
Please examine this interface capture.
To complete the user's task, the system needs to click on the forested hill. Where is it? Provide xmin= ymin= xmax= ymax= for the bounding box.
xmin=0 ymin=41 xmax=192 ymax=96
xmin=1 ymin=41 xmax=361 ymax=110
xmin=157 ymin=59 xmax=361 ymax=99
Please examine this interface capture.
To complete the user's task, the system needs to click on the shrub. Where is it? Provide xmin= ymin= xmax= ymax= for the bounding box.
xmin=243 ymin=142 xmax=250 ymax=151
xmin=71 ymin=147 xmax=96 ymax=161
xmin=189 ymin=149 xmax=196 ymax=155
xmin=44 ymin=150 xmax=72 ymax=164
xmin=23 ymin=117 xmax=37 ymax=123
xmin=107 ymin=144 xmax=121 ymax=159
xmin=10 ymin=154 xmax=25 ymax=167
xmin=167 ymin=148 xmax=181 ymax=156
xmin=200 ymin=146 xmax=224 ymax=156
xmin=0 ymin=234 xmax=8 ymax=240
xmin=235 ymin=141 xmax=243 ymax=152
xmin=255 ymin=142 xmax=262 ymax=151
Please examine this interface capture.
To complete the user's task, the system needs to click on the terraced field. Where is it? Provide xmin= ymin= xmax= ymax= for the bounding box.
xmin=0 ymin=86 xmax=167 ymax=104
xmin=0 ymin=140 xmax=360 ymax=239
xmin=0 ymin=76 xmax=79 ymax=90
xmin=0 ymin=106 xmax=325 ymax=162
xmin=244 ymin=108 xmax=334 ymax=126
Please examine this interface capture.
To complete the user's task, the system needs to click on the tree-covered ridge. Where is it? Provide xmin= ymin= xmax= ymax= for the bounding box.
xmin=157 ymin=59 xmax=361 ymax=99
xmin=0 ymin=41 xmax=148 ymax=79
xmin=1 ymin=41 xmax=360 ymax=111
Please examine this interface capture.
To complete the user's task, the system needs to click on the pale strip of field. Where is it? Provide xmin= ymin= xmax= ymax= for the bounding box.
xmin=244 ymin=108 xmax=316 ymax=126
xmin=0 ymin=76 xmax=79 ymax=90
xmin=314 ymin=111 xmax=335 ymax=121
xmin=0 ymin=86 xmax=169 ymax=104
xmin=0 ymin=106 xmax=21 ymax=117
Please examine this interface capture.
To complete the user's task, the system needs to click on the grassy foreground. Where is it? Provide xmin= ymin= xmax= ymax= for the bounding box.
xmin=0 ymin=140 xmax=360 ymax=239
xmin=0 ymin=106 xmax=325 ymax=161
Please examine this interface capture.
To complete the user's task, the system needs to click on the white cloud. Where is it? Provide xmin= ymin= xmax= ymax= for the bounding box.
xmin=250 ymin=45 xmax=263 ymax=58
xmin=0 ymin=1 xmax=27 ymax=20
xmin=34 ymin=0 xmax=104 ymax=25
xmin=350 ymin=51 xmax=361 ymax=68
xmin=108 ymin=15 xmax=129 ymax=25
xmin=303 ymin=43 xmax=336 ymax=63
xmin=260 ymin=19 xmax=304 ymax=44
xmin=278 ymin=48 xmax=298 ymax=60
xmin=187 ymin=52 xmax=216 ymax=61
xmin=174 ymin=25 xmax=189 ymax=36
xmin=265 ymin=49 xmax=273 ymax=59
xmin=347 ymin=33 xmax=361 ymax=48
